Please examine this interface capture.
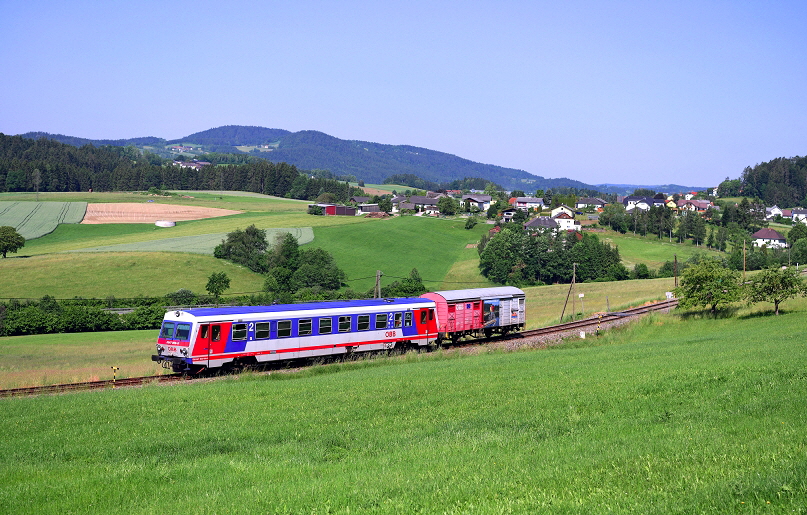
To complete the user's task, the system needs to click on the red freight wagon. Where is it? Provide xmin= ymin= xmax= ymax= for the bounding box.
xmin=421 ymin=287 xmax=525 ymax=343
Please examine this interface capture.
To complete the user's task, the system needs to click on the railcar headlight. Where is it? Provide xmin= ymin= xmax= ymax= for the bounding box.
xmin=181 ymin=348 xmax=188 ymax=356
xmin=156 ymin=345 xmax=164 ymax=354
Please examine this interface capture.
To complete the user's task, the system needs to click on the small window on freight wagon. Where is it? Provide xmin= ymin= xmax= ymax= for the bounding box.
xmin=404 ymin=312 xmax=413 ymax=327
xmin=358 ymin=315 xmax=370 ymax=331
xmin=375 ymin=313 xmax=387 ymax=329
xmin=211 ymin=325 xmax=221 ymax=341
xmin=338 ymin=316 xmax=351 ymax=332
xmin=394 ymin=313 xmax=402 ymax=328
xmin=175 ymin=323 xmax=191 ymax=341
xmin=255 ymin=322 xmax=270 ymax=339
xmin=299 ymin=319 xmax=312 ymax=336
xmin=278 ymin=320 xmax=292 ymax=338
xmin=232 ymin=323 xmax=247 ymax=341
xmin=319 ymin=318 xmax=332 ymax=334
xmin=160 ymin=322 xmax=175 ymax=339
xmin=420 ymin=310 xmax=427 ymax=325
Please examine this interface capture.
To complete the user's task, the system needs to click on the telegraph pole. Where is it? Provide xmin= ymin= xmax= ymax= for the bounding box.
xmin=560 ymin=262 xmax=577 ymax=322
xmin=375 ymin=270 xmax=383 ymax=298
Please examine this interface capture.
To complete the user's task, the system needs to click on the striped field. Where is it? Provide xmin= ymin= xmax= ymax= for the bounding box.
xmin=69 ymin=227 xmax=314 ymax=254
xmin=0 ymin=201 xmax=87 ymax=239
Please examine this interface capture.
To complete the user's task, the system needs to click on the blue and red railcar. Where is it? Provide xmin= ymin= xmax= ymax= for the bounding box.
xmin=152 ymin=287 xmax=525 ymax=373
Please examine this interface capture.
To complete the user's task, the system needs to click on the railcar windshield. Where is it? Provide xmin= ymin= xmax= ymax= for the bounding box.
xmin=160 ymin=322 xmax=175 ymax=339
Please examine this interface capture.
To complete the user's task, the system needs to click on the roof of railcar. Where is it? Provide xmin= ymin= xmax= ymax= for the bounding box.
xmin=175 ymin=297 xmax=432 ymax=318
xmin=424 ymin=287 xmax=525 ymax=302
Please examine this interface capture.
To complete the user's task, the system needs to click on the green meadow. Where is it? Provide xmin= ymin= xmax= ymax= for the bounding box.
xmin=1 ymin=308 xmax=805 ymax=514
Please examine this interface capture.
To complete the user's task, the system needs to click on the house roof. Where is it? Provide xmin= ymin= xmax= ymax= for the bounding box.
xmin=752 ymin=228 xmax=785 ymax=240
xmin=408 ymin=196 xmax=438 ymax=206
xmin=524 ymin=216 xmax=558 ymax=229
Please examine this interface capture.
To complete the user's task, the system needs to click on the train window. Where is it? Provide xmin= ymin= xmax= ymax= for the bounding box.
xmin=394 ymin=313 xmax=402 ymax=328
xmin=175 ymin=323 xmax=191 ymax=341
xmin=420 ymin=310 xmax=427 ymax=325
xmin=358 ymin=315 xmax=370 ymax=331
xmin=338 ymin=316 xmax=351 ymax=332
xmin=404 ymin=312 xmax=413 ymax=327
xmin=232 ymin=323 xmax=247 ymax=341
xmin=277 ymin=320 xmax=291 ymax=338
xmin=429 ymin=309 xmax=434 ymax=320
xmin=211 ymin=325 xmax=221 ymax=341
xmin=200 ymin=325 xmax=209 ymax=339
xmin=160 ymin=322 xmax=175 ymax=339
xmin=319 ymin=318 xmax=332 ymax=334
xmin=375 ymin=313 xmax=387 ymax=329
xmin=299 ymin=319 xmax=312 ymax=336
xmin=255 ymin=322 xmax=270 ymax=339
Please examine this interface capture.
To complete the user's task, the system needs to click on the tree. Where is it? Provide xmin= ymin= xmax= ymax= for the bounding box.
xmin=206 ymin=272 xmax=230 ymax=305
xmin=745 ymin=266 xmax=807 ymax=315
xmin=378 ymin=197 xmax=393 ymax=214
xmin=0 ymin=226 xmax=25 ymax=258
xmin=437 ymin=196 xmax=458 ymax=216
xmin=787 ymin=223 xmax=807 ymax=247
xmin=213 ymin=225 xmax=269 ymax=273
xmin=674 ymin=259 xmax=741 ymax=313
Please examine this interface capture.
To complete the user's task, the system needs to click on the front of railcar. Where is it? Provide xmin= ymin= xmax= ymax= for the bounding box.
xmin=152 ymin=310 xmax=199 ymax=373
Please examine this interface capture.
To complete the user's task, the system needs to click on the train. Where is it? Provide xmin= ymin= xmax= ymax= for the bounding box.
xmin=152 ymin=287 xmax=526 ymax=373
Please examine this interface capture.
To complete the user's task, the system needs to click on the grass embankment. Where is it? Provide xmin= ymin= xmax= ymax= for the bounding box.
xmin=1 ymin=310 xmax=805 ymax=513
xmin=0 ymin=330 xmax=156 ymax=388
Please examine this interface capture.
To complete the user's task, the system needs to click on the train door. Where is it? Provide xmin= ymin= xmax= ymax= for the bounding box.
xmin=195 ymin=324 xmax=211 ymax=367
xmin=446 ymin=304 xmax=456 ymax=332
xmin=195 ymin=323 xmax=223 ymax=367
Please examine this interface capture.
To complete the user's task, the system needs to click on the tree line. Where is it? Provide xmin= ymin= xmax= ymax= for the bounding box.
xmin=0 ymin=134 xmax=365 ymax=202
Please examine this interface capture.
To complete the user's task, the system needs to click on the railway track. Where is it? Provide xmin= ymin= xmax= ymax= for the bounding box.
xmin=521 ymin=298 xmax=678 ymax=338
xmin=0 ymin=373 xmax=186 ymax=398
xmin=2 ymin=299 xmax=679 ymax=398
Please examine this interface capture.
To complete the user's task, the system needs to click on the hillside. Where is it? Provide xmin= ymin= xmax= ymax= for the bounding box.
xmin=15 ymin=127 xmax=595 ymax=192
xmin=16 ymin=126 xmax=714 ymax=193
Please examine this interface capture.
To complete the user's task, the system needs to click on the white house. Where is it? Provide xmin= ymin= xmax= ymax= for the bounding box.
xmin=791 ymin=208 xmax=807 ymax=224
xmin=552 ymin=212 xmax=581 ymax=231
xmin=550 ymin=204 xmax=574 ymax=218
xmin=462 ymin=194 xmax=492 ymax=212
xmin=751 ymin=228 xmax=787 ymax=249
xmin=513 ymin=197 xmax=544 ymax=211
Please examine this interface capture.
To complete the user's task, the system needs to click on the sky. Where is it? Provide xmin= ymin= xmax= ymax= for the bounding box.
xmin=1 ymin=0 xmax=805 ymax=188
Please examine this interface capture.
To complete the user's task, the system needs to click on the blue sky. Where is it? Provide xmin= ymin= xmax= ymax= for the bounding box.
xmin=1 ymin=0 xmax=804 ymax=187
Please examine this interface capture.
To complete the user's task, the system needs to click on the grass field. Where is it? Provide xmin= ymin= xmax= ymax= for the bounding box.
xmin=0 ymin=330 xmax=156 ymax=388
xmin=597 ymin=229 xmax=723 ymax=269
xmin=0 ymin=252 xmax=267 ymax=299
xmin=1 ymin=307 xmax=805 ymax=513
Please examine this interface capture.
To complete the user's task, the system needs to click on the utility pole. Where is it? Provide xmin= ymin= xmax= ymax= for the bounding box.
xmin=375 ymin=270 xmax=383 ymax=298
xmin=560 ymin=262 xmax=577 ymax=322
xmin=674 ymin=254 xmax=678 ymax=288
xmin=743 ymin=240 xmax=747 ymax=283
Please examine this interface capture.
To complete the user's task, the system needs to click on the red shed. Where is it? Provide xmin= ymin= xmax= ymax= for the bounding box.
xmin=421 ymin=287 xmax=525 ymax=340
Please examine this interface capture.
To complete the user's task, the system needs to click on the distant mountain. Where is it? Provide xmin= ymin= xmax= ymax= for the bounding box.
xmin=595 ymin=183 xmax=713 ymax=195
xmin=16 ymin=126 xmax=709 ymax=193
xmin=168 ymin=125 xmax=291 ymax=146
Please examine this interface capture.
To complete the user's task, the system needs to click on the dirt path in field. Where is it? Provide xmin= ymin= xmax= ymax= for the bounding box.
xmin=81 ymin=203 xmax=242 ymax=224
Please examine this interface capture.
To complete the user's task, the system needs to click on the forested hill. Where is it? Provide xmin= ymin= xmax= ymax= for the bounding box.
xmin=263 ymin=129 xmax=591 ymax=191
xmin=19 ymin=132 xmax=164 ymax=148
xmin=735 ymin=156 xmax=807 ymax=208
xmin=19 ymin=125 xmax=595 ymax=192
